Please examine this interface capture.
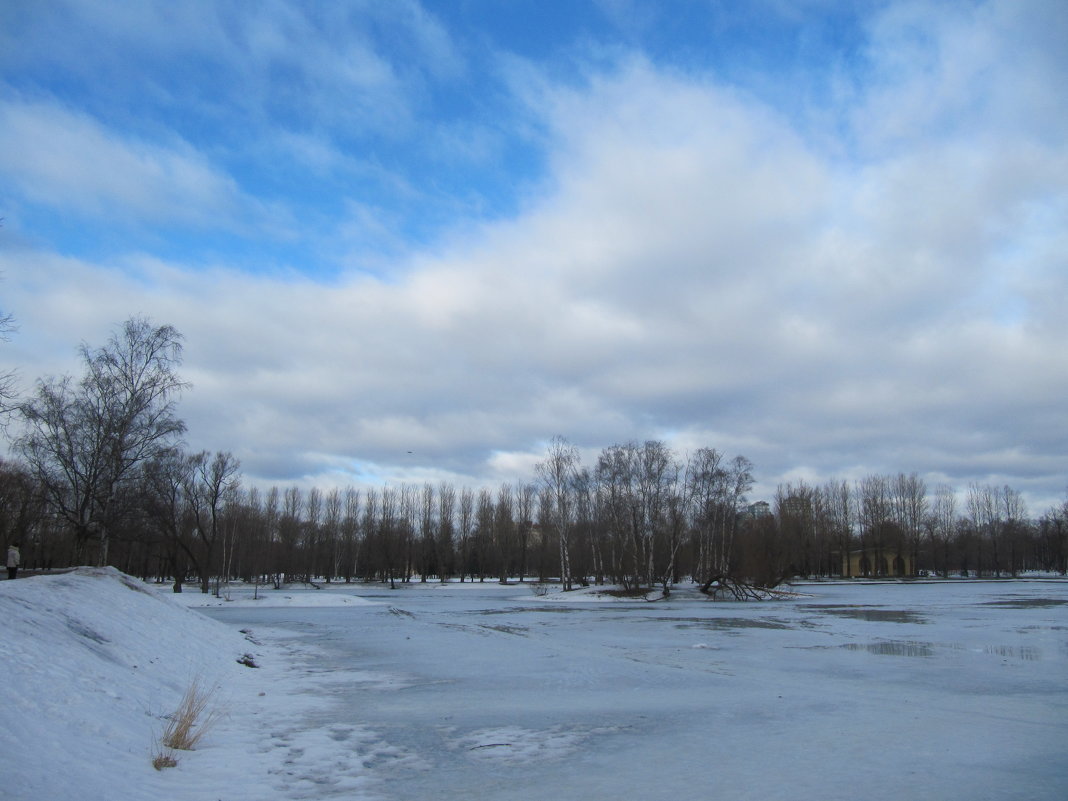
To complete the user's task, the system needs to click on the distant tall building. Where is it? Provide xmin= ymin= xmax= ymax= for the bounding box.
xmin=746 ymin=501 xmax=771 ymax=518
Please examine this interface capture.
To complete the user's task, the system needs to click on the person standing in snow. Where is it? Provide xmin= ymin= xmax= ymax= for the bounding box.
xmin=6 ymin=542 xmax=19 ymax=580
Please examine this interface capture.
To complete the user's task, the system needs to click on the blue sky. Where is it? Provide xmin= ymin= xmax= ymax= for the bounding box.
xmin=2 ymin=0 xmax=1066 ymax=512
xmin=1 ymin=0 xmax=875 ymax=274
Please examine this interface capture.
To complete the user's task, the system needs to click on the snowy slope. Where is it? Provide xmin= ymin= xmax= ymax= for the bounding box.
xmin=0 ymin=568 xmax=359 ymax=801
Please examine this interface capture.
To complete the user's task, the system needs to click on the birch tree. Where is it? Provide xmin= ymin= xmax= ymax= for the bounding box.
xmin=536 ymin=436 xmax=579 ymax=591
xmin=16 ymin=318 xmax=187 ymax=564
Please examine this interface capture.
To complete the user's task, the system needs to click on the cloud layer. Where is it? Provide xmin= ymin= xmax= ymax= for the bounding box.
xmin=1 ymin=1 xmax=1066 ymax=511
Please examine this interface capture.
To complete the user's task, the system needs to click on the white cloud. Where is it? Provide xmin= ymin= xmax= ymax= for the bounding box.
xmin=853 ymin=0 xmax=1068 ymax=151
xmin=2 ymin=1 xmax=1066 ymax=512
xmin=0 ymin=98 xmax=255 ymax=227
xmin=4 ymin=0 xmax=465 ymax=142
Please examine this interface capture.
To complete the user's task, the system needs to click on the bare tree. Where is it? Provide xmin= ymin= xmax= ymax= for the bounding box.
xmin=473 ymin=486 xmax=494 ymax=581
xmin=324 ymin=487 xmax=343 ymax=582
xmin=968 ymin=482 xmax=1005 ymax=576
xmin=341 ymin=487 xmax=361 ymax=582
xmin=821 ymin=479 xmax=854 ymax=577
xmin=183 ymin=450 xmax=241 ymax=594
xmin=15 ymin=318 xmax=187 ymax=565
xmin=631 ymin=440 xmax=676 ymax=590
xmin=303 ymin=487 xmax=323 ymax=583
xmin=572 ymin=467 xmax=599 ymax=586
xmin=536 ymin=436 xmax=579 ymax=591
xmin=0 ymin=460 xmax=42 ymax=567
xmin=997 ymin=485 xmax=1028 ymax=577
xmin=141 ymin=449 xmax=191 ymax=591
xmin=690 ymin=452 xmax=756 ymax=594
xmin=0 ymin=305 xmax=17 ymax=416
xmin=858 ymin=475 xmax=894 ymax=576
xmin=1038 ymin=493 xmax=1068 ymax=575
xmin=494 ymin=483 xmax=515 ymax=583
xmin=437 ymin=481 xmax=456 ymax=582
xmin=661 ymin=472 xmax=689 ymax=593
xmin=929 ymin=484 xmax=957 ymax=577
xmin=279 ymin=486 xmax=304 ymax=581
xmin=380 ymin=487 xmax=403 ymax=588
xmin=891 ymin=472 xmax=927 ymax=576
xmin=596 ymin=443 xmax=639 ymax=588
xmin=514 ymin=482 xmax=537 ymax=582
xmin=238 ymin=486 xmax=270 ymax=597
xmin=419 ymin=482 xmax=437 ymax=582
xmin=399 ymin=484 xmax=418 ymax=582
xmin=776 ymin=481 xmax=816 ymax=576
xmin=361 ymin=487 xmax=379 ymax=581
xmin=457 ymin=487 xmax=474 ymax=582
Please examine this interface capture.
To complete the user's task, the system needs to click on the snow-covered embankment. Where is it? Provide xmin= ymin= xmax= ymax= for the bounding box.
xmin=0 ymin=568 xmax=280 ymax=800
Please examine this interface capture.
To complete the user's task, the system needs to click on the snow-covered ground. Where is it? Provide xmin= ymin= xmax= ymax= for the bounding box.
xmin=2 ymin=572 xmax=1066 ymax=800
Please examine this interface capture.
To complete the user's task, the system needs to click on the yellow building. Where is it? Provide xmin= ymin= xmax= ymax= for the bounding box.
xmin=841 ymin=548 xmax=914 ymax=578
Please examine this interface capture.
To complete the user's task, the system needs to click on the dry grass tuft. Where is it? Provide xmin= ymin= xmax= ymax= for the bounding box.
xmin=152 ymin=678 xmax=223 ymax=768
xmin=161 ymin=679 xmax=222 ymax=752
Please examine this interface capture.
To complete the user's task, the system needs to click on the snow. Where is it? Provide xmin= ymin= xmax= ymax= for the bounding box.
xmin=2 ymin=572 xmax=1067 ymax=800
xmin=0 ymin=569 xmax=393 ymax=800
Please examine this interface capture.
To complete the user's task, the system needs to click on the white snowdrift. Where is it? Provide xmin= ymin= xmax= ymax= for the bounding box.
xmin=0 ymin=568 xmax=340 ymax=801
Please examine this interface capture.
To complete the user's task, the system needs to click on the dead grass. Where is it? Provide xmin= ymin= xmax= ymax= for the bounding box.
xmin=152 ymin=679 xmax=222 ymax=768
xmin=151 ymin=751 xmax=178 ymax=770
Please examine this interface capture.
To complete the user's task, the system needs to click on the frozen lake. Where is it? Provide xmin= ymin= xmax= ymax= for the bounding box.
xmin=205 ymin=580 xmax=1068 ymax=800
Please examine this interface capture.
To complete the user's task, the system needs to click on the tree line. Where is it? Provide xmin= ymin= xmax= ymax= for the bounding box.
xmin=1 ymin=318 xmax=1066 ymax=594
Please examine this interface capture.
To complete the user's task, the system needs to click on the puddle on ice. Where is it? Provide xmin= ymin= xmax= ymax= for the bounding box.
xmin=841 ymin=640 xmax=935 ymax=657
xmin=983 ymin=644 xmax=1042 ymax=660
xmin=981 ymin=598 xmax=1068 ymax=609
xmin=801 ymin=605 xmax=926 ymax=623
xmin=477 ymin=606 xmax=584 ymax=615
xmin=445 ymin=724 xmax=621 ymax=765
xmin=670 ymin=616 xmax=795 ymax=631
xmin=820 ymin=641 xmax=1044 ymax=659
xmin=478 ymin=623 xmax=528 ymax=636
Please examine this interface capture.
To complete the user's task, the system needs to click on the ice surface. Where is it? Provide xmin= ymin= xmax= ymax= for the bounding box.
xmin=2 ymin=573 xmax=1065 ymax=800
xmin=206 ymin=580 xmax=1068 ymax=801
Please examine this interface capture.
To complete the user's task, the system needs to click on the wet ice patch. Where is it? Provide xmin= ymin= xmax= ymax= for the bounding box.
xmin=478 ymin=623 xmax=528 ymax=636
xmin=982 ymin=598 xmax=1068 ymax=609
xmin=801 ymin=605 xmax=926 ymax=623
xmin=672 ymin=616 xmax=795 ymax=631
xmin=842 ymin=640 xmax=935 ymax=657
xmin=451 ymin=726 xmax=585 ymax=764
xmin=983 ymin=644 xmax=1042 ymax=660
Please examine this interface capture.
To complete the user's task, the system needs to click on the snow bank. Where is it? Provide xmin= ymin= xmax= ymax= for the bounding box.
xmin=0 ymin=569 xmax=312 ymax=801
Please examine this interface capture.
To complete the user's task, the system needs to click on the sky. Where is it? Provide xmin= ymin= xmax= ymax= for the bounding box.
xmin=1 ymin=0 xmax=1066 ymax=512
